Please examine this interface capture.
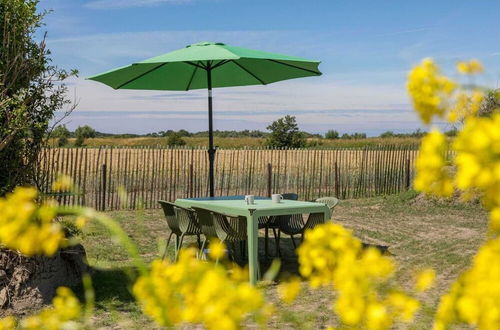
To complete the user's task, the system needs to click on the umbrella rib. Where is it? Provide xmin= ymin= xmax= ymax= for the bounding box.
xmin=266 ymin=59 xmax=321 ymax=75
xmin=211 ymin=59 xmax=231 ymax=69
xmin=185 ymin=61 xmax=207 ymax=70
xmin=230 ymin=60 xmax=267 ymax=85
xmin=185 ymin=65 xmax=198 ymax=91
xmin=115 ymin=63 xmax=169 ymax=89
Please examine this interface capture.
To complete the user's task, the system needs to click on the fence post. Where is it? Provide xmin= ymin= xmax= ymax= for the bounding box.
xmin=334 ymin=161 xmax=339 ymax=197
xmin=101 ymin=163 xmax=107 ymax=211
xmin=267 ymin=163 xmax=272 ymax=197
xmin=405 ymin=158 xmax=411 ymax=190
xmin=189 ymin=163 xmax=194 ymax=198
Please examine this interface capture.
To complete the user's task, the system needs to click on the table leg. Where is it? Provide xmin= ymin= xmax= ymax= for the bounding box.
xmin=247 ymin=214 xmax=258 ymax=286
xmin=323 ymin=207 xmax=331 ymax=221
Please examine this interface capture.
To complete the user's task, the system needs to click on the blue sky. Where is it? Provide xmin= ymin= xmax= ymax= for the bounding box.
xmin=40 ymin=0 xmax=500 ymax=135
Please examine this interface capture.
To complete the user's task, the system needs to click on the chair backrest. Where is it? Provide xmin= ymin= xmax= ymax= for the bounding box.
xmin=174 ymin=205 xmax=201 ymax=235
xmin=277 ymin=213 xmax=305 ymax=234
xmin=210 ymin=211 xmax=247 ymax=242
xmin=158 ymin=200 xmax=181 ymax=234
xmin=192 ymin=207 xmax=218 ymax=238
xmin=315 ymin=197 xmax=339 ymax=213
xmin=303 ymin=213 xmax=326 ymax=231
xmin=282 ymin=193 xmax=299 ymax=200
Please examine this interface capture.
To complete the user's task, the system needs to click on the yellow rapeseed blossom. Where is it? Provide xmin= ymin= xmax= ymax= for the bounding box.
xmin=434 ymin=237 xmax=500 ymax=329
xmin=0 ymin=187 xmax=66 ymax=256
xmin=491 ymin=207 xmax=500 ymax=233
xmin=457 ymin=59 xmax=484 ymax=75
xmin=453 ymin=114 xmax=500 ymax=211
xmin=208 ymin=239 xmax=226 ymax=260
xmin=0 ymin=317 xmax=15 ymax=330
xmin=133 ymin=249 xmax=270 ymax=330
xmin=407 ymin=58 xmax=456 ymax=124
xmin=298 ymin=223 xmax=419 ymax=329
xmin=277 ymin=277 xmax=302 ymax=304
xmin=20 ymin=287 xmax=82 ymax=329
xmin=415 ymin=268 xmax=436 ymax=292
xmin=51 ymin=174 xmax=74 ymax=192
xmin=447 ymin=91 xmax=484 ymax=123
xmin=414 ymin=130 xmax=454 ymax=197
xmin=408 ymin=58 xmax=500 ymax=329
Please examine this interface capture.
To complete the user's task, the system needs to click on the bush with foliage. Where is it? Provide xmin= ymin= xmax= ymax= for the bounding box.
xmin=74 ymin=125 xmax=96 ymax=147
xmin=0 ymin=0 xmax=76 ymax=195
xmin=325 ymin=129 xmax=339 ymax=139
xmin=52 ymin=125 xmax=71 ymax=147
xmin=265 ymin=115 xmax=306 ymax=148
xmin=166 ymin=132 xmax=186 ymax=146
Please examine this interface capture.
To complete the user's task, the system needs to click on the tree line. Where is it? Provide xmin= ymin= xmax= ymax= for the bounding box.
xmin=51 ymin=116 xmax=444 ymax=148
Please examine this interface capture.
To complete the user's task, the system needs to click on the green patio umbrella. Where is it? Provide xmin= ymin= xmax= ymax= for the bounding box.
xmin=88 ymin=41 xmax=321 ymax=197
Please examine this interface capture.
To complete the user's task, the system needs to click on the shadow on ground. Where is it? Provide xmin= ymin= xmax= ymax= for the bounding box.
xmin=73 ymin=267 xmax=137 ymax=308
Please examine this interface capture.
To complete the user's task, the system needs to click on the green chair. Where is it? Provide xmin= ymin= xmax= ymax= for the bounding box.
xmin=173 ymin=205 xmax=202 ymax=259
xmin=260 ymin=193 xmax=299 ymax=257
xmin=276 ymin=212 xmax=326 ymax=250
xmin=193 ymin=207 xmax=247 ymax=261
xmin=158 ymin=200 xmax=201 ymax=260
xmin=315 ymin=197 xmax=339 ymax=216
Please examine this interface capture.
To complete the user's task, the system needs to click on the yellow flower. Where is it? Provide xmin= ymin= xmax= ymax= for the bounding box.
xmin=414 ymin=130 xmax=454 ymax=197
xmin=208 ymin=239 xmax=226 ymax=260
xmin=434 ymin=237 xmax=500 ymax=328
xmin=75 ymin=216 xmax=88 ymax=229
xmin=277 ymin=277 xmax=301 ymax=304
xmin=20 ymin=286 xmax=82 ymax=329
xmin=415 ymin=268 xmax=436 ymax=292
xmin=457 ymin=59 xmax=484 ymax=75
xmin=298 ymin=223 xmax=419 ymax=328
xmin=0 ymin=317 xmax=16 ymax=330
xmin=51 ymin=174 xmax=74 ymax=192
xmin=453 ymin=114 xmax=500 ymax=209
xmin=0 ymin=187 xmax=66 ymax=256
xmin=133 ymin=250 xmax=269 ymax=329
xmin=491 ymin=207 xmax=500 ymax=233
xmin=407 ymin=58 xmax=456 ymax=124
xmin=386 ymin=292 xmax=420 ymax=322
xmin=447 ymin=91 xmax=484 ymax=123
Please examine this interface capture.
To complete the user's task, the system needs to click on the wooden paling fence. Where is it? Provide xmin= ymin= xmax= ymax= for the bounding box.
xmin=35 ymin=145 xmax=419 ymax=210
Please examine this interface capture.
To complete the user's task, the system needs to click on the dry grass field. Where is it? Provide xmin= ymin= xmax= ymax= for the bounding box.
xmin=49 ymin=136 xmax=421 ymax=149
xmin=75 ymin=191 xmax=487 ymax=329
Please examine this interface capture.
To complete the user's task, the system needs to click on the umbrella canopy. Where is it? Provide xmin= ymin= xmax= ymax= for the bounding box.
xmin=88 ymin=41 xmax=322 ymax=196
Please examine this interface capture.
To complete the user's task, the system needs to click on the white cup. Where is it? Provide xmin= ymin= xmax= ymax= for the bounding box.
xmin=272 ymin=194 xmax=283 ymax=203
xmin=245 ymin=195 xmax=255 ymax=205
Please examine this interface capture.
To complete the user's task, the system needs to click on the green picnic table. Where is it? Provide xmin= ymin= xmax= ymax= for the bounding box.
xmin=175 ymin=196 xmax=331 ymax=285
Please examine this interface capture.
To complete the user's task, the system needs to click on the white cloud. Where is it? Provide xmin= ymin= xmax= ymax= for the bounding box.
xmin=69 ymin=76 xmax=410 ymax=114
xmin=85 ymin=0 xmax=191 ymax=9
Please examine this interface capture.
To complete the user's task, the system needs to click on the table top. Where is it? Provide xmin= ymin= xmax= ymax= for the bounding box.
xmin=175 ymin=196 xmax=330 ymax=218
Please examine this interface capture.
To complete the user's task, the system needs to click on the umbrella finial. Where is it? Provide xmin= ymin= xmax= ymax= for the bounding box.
xmin=186 ymin=41 xmax=225 ymax=48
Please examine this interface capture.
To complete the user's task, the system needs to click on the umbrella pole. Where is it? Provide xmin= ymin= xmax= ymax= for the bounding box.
xmin=207 ymin=67 xmax=215 ymax=197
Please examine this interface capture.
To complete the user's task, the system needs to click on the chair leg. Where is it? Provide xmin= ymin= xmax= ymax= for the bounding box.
xmin=274 ymin=228 xmax=281 ymax=257
xmin=198 ymin=238 xmax=207 ymax=260
xmin=162 ymin=232 xmax=173 ymax=260
xmin=290 ymin=234 xmax=297 ymax=249
xmin=264 ymin=227 xmax=269 ymax=258
xmin=197 ymin=234 xmax=202 ymax=250
xmin=174 ymin=233 xmax=185 ymax=261
xmin=239 ymin=240 xmax=246 ymax=260
xmin=226 ymin=240 xmax=234 ymax=263
xmin=175 ymin=235 xmax=180 ymax=250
